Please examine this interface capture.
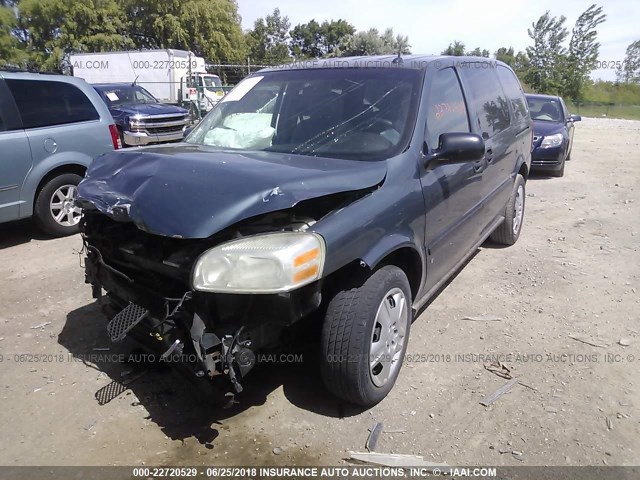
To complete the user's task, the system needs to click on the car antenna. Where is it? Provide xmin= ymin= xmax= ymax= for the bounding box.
xmin=392 ymin=50 xmax=404 ymax=65
xmin=131 ymin=75 xmax=139 ymax=86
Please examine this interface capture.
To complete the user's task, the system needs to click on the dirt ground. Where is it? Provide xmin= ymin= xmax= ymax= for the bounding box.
xmin=0 ymin=117 xmax=638 ymax=468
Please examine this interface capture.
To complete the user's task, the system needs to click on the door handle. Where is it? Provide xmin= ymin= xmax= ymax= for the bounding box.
xmin=473 ymin=160 xmax=485 ymax=173
xmin=485 ymin=148 xmax=494 ymax=163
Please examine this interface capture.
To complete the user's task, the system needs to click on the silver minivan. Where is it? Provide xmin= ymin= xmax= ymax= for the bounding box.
xmin=0 ymin=71 xmax=120 ymax=236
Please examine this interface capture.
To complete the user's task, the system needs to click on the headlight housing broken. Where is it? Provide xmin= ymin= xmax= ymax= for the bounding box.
xmin=192 ymin=232 xmax=326 ymax=293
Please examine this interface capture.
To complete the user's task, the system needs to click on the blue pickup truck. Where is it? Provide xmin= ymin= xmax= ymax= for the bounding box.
xmin=92 ymin=83 xmax=190 ymax=147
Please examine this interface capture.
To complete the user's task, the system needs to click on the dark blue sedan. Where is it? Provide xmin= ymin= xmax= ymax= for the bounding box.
xmin=526 ymin=94 xmax=581 ymax=177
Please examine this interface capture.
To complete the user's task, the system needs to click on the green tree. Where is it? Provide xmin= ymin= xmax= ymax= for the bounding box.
xmin=16 ymin=0 xmax=133 ymax=70
xmin=442 ymin=40 xmax=465 ymax=56
xmin=0 ymin=5 xmax=27 ymax=67
xmin=123 ymin=0 xmax=245 ymax=63
xmin=617 ymin=40 xmax=640 ymax=83
xmin=290 ymin=19 xmax=323 ymax=58
xmin=563 ymin=4 xmax=606 ymax=102
xmin=495 ymin=47 xmax=530 ymax=81
xmin=496 ymin=46 xmax=516 ymax=65
xmin=525 ymin=11 xmax=569 ymax=94
xmin=340 ymin=27 xmax=409 ymax=56
xmin=246 ymin=7 xmax=290 ymax=65
xmin=323 ymin=19 xmax=355 ymax=56
xmin=394 ymin=33 xmax=411 ymax=55
xmin=290 ymin=19 xmax=354 ymax=58
xmin=468 ymin=47 xmax=490 ymax=57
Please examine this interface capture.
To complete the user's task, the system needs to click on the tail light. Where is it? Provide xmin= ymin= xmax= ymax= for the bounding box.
xmin=108 ymin=124 xmax=122 ymax=150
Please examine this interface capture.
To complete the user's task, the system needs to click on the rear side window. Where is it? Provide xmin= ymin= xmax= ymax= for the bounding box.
xmin=496 ymin=66 xmax=528 ymax=128
xmin=0 ymin=109 xmax=5 ymax=132
xmin=426 ymin=68 xmax=470 ymax=149
xmin=6 ymin=79 xmax=99 ymax=129
xmin=458 ymin=65 xmax=510 ymax=139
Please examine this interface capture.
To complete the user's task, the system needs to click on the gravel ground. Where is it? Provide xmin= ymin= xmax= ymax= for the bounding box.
xmin=0 ymin=117 xmax=638 ymax=467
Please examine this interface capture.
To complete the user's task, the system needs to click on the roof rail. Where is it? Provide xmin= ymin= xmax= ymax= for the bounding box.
xmin=0 ymin=67 xmax=63 ymax=75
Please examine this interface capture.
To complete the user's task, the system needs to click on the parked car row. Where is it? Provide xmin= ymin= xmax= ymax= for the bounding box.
xmin=526 ymin=93 xmax=581 ymax=177
xmin=0 ymin=63 xmax=212 ymax=235
xmin=0 ymin=71 xmax=119 ymax=236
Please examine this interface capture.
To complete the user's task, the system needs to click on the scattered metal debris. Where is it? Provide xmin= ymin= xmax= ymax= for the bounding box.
xmin=30 ymin=321 xmax=51 ymax=329
xmin=349 ymin=451 xmax=449 ymax=470
xmin=461 ymin=315 xmax=504 ymax=322
xmin=365 ymin=422 xmax=383 ymax=452
xmin=83 ymin=420 xmax=97 ymax=432
xmin=480 ymin=377 xmax=520 ymax=407
xmin=484 ymin=361 xmax=512 ymax=379
xmin=518 ymin=381 xmax=538 ymax=391
xmin=606 ymin=417 xmax=613 ymax=431
xmin=568 ymin=335 xmax=608 ymax=348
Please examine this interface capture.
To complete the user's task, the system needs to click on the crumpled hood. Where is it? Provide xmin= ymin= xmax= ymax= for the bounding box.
xmin=77 ymin=144 xmax=387 ymax=238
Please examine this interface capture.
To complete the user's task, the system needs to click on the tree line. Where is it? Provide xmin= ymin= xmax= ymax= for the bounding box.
xmin=0 ymin=1 xmax=409 ymax=69
xmin=1 ymin=0 xmax=638 ymax=104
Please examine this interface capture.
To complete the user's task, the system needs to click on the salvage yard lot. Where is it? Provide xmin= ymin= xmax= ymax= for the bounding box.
xmin=0 ymin=117 xmax=638 ymax=467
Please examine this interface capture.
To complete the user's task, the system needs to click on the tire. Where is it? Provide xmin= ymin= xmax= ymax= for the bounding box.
xmin=551 ymin=158 xmax=565 ymax=177
xmin=320 ymin=265 xmax=412 ymax=407
xmin=490 ymin=173 xmax=525 ymax=246
xmin=33 ymin=173 xmax=84 ymax=237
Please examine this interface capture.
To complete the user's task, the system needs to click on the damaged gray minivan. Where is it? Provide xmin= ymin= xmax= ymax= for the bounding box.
xmin=77 ymin=56 xmax=532 ymax=406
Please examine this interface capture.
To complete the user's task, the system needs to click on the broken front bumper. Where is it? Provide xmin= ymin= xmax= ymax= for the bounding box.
xmin=83 ymin=245 xmax=321 ymax=394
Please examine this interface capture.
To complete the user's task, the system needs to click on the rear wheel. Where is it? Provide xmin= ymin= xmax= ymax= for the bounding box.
xmin=490 ymin=174 xmax=525 ymax=246
xmin=33 ymin=173 xmax=83 ymax=237
xmin=320 ymin=265 xmax=411 ymax=406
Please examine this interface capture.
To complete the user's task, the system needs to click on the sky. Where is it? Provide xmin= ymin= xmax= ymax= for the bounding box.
xmin=237 ymin=0 xmax=638 ymax=81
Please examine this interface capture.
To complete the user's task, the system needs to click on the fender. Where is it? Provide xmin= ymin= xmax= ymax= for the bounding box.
xmin=359 ymin=233 xmax=427 ymax=297
xmin=514 ymin=150 xmax=529 ymax=180
xmin=19 ymin=151 xmax=93 ymax=219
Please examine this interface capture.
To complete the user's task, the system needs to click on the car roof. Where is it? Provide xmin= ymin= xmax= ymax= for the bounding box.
xmin=92 ymin=83 xmax=141 ymax=89
xmin=526 ymin=93 xmax=561 ymax=101
xmin=257 ymin=55 xmax=509 ymax=73
xmin=0 ymin=70 xmax=90 ymax=87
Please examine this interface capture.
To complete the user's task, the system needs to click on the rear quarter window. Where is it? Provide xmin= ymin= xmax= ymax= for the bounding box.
xmin=6 ymin=79 xmax=100 ymax=129
xmin=496 ymin=66 xmax=529 ymax=129
xmin=458 ymin=64 xmax=511 ymax=139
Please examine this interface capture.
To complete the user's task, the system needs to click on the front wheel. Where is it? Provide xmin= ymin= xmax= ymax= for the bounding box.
xmin=490 ymin=173 xmax=525 ymax=246
xmin=320 ymin=265 xmax=412 ymax=407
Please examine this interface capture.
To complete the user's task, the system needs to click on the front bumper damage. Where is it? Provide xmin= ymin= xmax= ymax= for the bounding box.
xmin=82 ymin=212 xmax=322 ymax=397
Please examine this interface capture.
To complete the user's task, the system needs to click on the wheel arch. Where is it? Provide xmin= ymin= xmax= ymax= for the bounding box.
xmin=326 ymin=236 xmax=425 ymax=302
xmin=20 ymin=155 xmax=90 ymax=219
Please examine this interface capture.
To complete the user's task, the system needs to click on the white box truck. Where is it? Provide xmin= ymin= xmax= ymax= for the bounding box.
xmin=69 ymin=49 xmax=224 ymax=112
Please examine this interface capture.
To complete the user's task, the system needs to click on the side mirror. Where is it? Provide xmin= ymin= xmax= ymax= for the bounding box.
xmin=183 ymin=125 xmax=195 ymax=138
xmin=569 ymin=114 xmax=582 ymax=122
xmin=425 ymin=132 xmax=485 ymax=165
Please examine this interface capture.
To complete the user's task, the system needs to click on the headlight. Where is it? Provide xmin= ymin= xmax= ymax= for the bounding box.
xmin=540 ymin=133 xmax=563 ymax=148
xmin=192 ymin=232 xmax=325 ymax=293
